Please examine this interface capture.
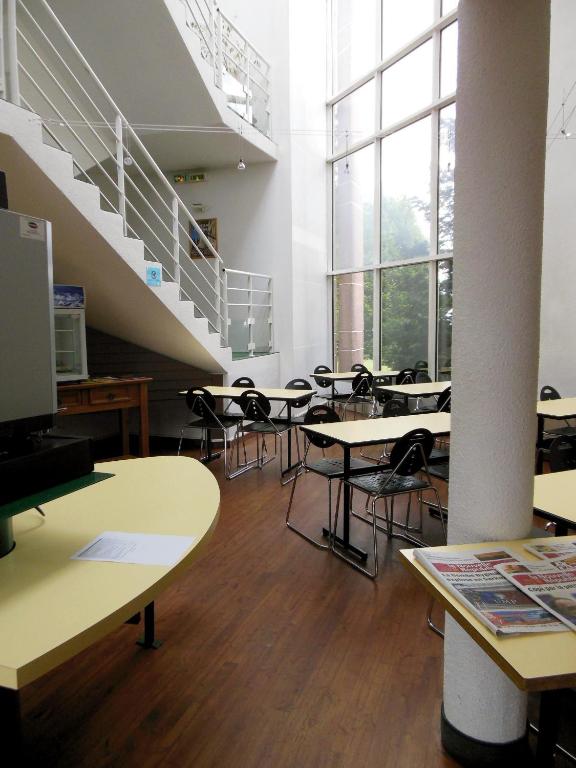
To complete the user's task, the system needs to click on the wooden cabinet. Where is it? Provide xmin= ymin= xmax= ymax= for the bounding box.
xmin=57 ymin=377 xmax=152 ymax=456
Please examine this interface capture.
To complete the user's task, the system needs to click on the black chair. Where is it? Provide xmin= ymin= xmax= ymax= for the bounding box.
xmin=178 ymin=387 xmax=241 ymax=479
xmin=540 ymin=385 xmax=576 ymax=440
xmin=361 ymin=397 xmax=411 ymax=462
xmin=549 ymin=436 xmax=576 ymax=473
xmin=415 ymin=372 xmax=432 ymax=384
xmin=286 ymin=405 xmax=374 ymax=548
xmin=351 ymin=363 xmax=369 ymax=372
xmin=312 ymin=365 xmax=338 ymax=404
xmin=275 ymin=379 xmax=314 ymax=424
xmin=334 ymin=428 xmax=445 ymax=578
xmin=414 ymin=360 xmax=428 ymax=371
xmin=342 ymin=371 xmax=374 ymax=419
xmin=396 ymin=368 xmax=417 ymax=385
xmin=238 ymin=389 xmax=295 ymax=481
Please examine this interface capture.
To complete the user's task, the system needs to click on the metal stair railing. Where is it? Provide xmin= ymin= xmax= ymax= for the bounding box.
xmin=0 ymin=0 xmax=228 ymax=344
xmin=179 ymin=0 xmax=271 ymax=137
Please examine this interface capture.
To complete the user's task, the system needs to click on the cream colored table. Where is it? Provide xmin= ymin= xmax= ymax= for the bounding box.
xmin=309 ymin=370 xmax=400 ymax=382
xmin=536 ymin=398 xmax=576 ymax=473
xmin=376 ymin=380 xmax=451 ymax=400
xmin=0 ymin=456 xmax=219 ymax=747
xmin=300 ymin=412 xmax=451 ymax=558
xmin=401 ymin=536 xmax=576 ymax=765
xmin=533 ymin=469 xmax=576 ymax=535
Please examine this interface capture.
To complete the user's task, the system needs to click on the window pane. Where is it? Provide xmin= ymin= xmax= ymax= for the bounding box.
xmin=333 ymin=145 xmax=375 ymax=270
xmin=381 ymin=40 xmax=433 ymax=129
xmin=442 ymin=0 xmax=458 ymax=15
xmin=438 ymin=103 xmax=456 ymax=254
xmin=440 ymin=22 xmax=458 ymax=96
xmin=333 ymin=81 xmax=375 ymax=154
xmin=333 ymin=0 xmax=379 ymax=93
xmin=333 ymin=272 xmax=374 ymax=371
xmin=437 ymin=259 xmax=453 ymax=379
xmin=381 ymin=264 xmax=429 ymax=371
xmin=382 ymin=0 xmax=434 ymax=60
xmin=381 ymin=117 xmax=431 ymax=262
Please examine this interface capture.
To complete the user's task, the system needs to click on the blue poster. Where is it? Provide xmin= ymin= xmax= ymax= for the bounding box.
xmin=54 ymin=284 xmax=85 ymax=308
xmin=146 ymin=265 xmax=162 ymax=287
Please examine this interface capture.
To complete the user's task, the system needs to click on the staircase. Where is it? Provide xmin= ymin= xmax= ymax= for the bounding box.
xmin=0 ymin=0 xmax=274 ymax=372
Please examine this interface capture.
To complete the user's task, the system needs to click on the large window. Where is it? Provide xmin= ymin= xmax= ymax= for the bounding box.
xmin=330 ymin=1 xmax=457 ymax=376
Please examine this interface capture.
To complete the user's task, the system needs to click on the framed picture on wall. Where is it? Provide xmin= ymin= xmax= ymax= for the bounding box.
xmin=189 ymin=218 xmax=218 ymax=258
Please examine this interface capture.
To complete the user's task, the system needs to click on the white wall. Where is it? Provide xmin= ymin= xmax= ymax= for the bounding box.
xmin=540 ymin=0 xmax=576 ymax=394
xmin=173 ymin=0 xmax=330 ymax=385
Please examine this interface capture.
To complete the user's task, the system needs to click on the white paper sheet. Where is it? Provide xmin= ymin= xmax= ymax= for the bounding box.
xmin=71 ymin=531 xmax=197 ymax=566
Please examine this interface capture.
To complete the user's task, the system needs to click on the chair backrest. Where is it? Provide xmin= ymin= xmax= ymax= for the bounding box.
xmin=185 ymin=387 xmax=218 ymax=420
xmin=351 ymin=363 xmax=368 ymax=372
xmin=372 ymin=377 xmax=392 ymax=404
xmin=351 ymin=371 xmax=373 ymax=397
xmin=381 ymin=399 xmax=409 ymax=417
xmin=285 ymin=378 xmax=313 ymax=409
xmin=303 ymin=404 xmax=340 ymax=448
xmin=389 ymin=428 xmax=434 ymax=476
xmin=414 ymin=360 xmax=428 ymax=371
xmin=540 ymin=385 xmax=561 ymax=401
xmin=437 ymin=386 xmax=452 ymax=413
xmin=313 ymin=365 xmax=333 ymax=390
xmin=231 ymin=377 xmax=255 ymax=406
xmin=396 ymin=368 xmax=417 ymax=385
xmin=549 ymin=436 xmax=576 ymax=472
xmin=238 ymin=389 xmax=271 ymax=421
xmin=415 ymin=372 xmax=432 ymax=383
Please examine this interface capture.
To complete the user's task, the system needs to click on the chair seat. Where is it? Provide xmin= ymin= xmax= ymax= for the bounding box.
xmin=187 ymin=414 xmax=241 ymax=430
xmin=428 ymin=463 xmax=450 ymax=482
xmin=348 ymin=471 xmax=429 ymax=496
xmin=243 ymin=421 xmax=292 ymax=435
xmin=544 ymin=426 xmax=576 ymax=439
xmin=428 ymin=447 xmax=450 ymax=464
xmin=306 ymin=456 xmax=374 ymax=479
xmin=272 ymin=414 xmax=308 ymax=426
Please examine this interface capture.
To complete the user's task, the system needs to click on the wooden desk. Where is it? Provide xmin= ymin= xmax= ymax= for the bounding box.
xmin=301 ymin=412 xmax=451 ymax=558
xmin=533 ymin=469 xmax=576 ymax=535
xmin=401 ymin=536 xmax=576 ymax=765
xmin=0 ymin=456 xmax=219 ymax=747
xmin=57 ymin=377 xmax=152 ymax=457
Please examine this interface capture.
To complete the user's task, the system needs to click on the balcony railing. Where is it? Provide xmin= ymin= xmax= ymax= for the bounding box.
xmin=180 ymin=0 xmax=271 ymax=137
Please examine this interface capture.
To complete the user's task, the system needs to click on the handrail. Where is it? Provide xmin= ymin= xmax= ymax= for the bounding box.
xmin=7 ymin=0 xmax=227 ymax=338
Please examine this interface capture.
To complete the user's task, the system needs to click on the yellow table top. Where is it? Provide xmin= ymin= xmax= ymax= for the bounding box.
xmin=179 ymin=386 xmax=315 ymax=402
xmin=533 ymin=470 xmax=576 ymax=526
xmin=537 ymin=397 xmax=576 ymax=419
xmin=310 ymin=370 xmax=399 ymax=382
xmin=401 ymin=536 xmax=576 ymax=692
xmin=0 ymin=456 xmax=220 ymax=690
xmin=300 ymin=412 xmax=451 ymax=447
xmin=377 ymin=381 xmax=451 ymax=397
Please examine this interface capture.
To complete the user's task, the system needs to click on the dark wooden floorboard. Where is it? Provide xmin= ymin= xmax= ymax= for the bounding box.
xmin=22 ymin=440 xmax=462 ymax=768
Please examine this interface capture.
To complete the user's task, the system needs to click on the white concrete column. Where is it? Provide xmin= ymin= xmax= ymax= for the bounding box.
xmin=443 ymin=0 xmax=550 ymax=759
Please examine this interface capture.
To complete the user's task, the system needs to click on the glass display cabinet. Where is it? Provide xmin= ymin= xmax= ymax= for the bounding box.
xmin=53 ymin=285 xmax=88 ymax=381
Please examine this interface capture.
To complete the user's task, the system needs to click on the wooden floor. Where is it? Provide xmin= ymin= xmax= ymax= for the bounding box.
xmin=17 ymin=440 xmax=494 ymax=766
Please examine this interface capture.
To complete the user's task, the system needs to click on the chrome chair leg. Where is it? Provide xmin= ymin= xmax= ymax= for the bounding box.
xmin=331 ymin=485 xmax=378 ymax=579
xmin=427 ymin=597 xmax=444 ymax=638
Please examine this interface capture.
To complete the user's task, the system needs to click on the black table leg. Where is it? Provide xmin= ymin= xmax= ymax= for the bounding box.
xmin=200 ymin=428 xmax=222 ymax=463
xmin=536 ymin=415 xmax=545 ymax=475
xmin=322 ymin=445 xmax=367 ymax=561
xmin=536 ymin=690 xmax=561 ymax=766
xmin=136 ymin=601 xmax=162 ymax=649
xmin=287 ymin=403 xmax=292 ymax=468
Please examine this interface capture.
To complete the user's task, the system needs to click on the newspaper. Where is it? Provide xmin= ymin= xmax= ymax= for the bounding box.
xmin=413 ymin=547 xmax=567 ymax=635
xmin=524 ymin=540 xmax=576 ymax=563
xmin=496 ymin=561 xmax=576 ymax=633
xmin=523 ymin=540 xmax=576 ymax=571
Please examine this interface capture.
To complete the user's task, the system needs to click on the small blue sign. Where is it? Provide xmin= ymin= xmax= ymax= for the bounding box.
xmin=146 ymin=265 xmax=162 ymax=287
